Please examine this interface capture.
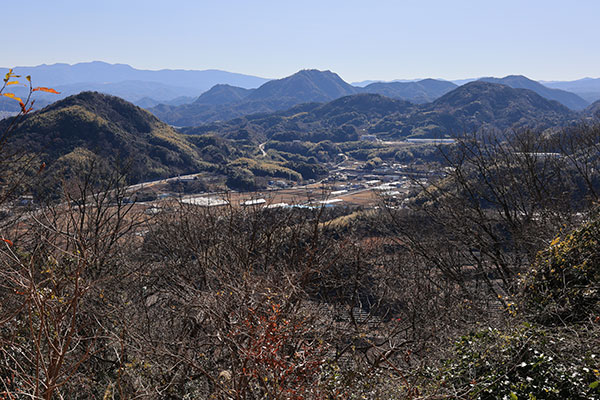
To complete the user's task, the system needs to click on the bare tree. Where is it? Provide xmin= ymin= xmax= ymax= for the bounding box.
xmin=386 ymin=127 xmax=599 ymax=303
xmin=0 ymin=160 xmax=143 ymax=399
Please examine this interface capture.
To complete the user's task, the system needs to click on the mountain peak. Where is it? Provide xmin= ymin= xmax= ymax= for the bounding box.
xmin=434 ymin=80 xmax=573 ymax=118
xmin=193 ymin=84 xmax=253 ymax=105
xmin=246 ymin=69 xmax=357 ymax=104
xmin=295 ymin=69 xmax=334 ymax=76
xmin=478 ymin=75 xmax=589 ymax=110
xmin=2 ymin=91 xmax=204 ymax=183
xmin=39 ymin=91 xmax=161 ymax=134
xmin=498 ymin=74 xmax=529 ymax=80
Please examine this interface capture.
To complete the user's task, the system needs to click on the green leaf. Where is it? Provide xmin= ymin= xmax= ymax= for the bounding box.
xmin=510 ymin=393 xmax=518 ymax=400
xmin=590 ymin=380 xmax=600 ymax=390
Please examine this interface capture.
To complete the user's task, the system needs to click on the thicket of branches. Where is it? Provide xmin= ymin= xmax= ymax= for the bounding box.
xmin=0 ymin=77 xmax=599 ymax=400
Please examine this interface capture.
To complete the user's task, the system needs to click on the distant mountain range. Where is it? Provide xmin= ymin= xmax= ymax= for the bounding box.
xmin=151 ymin=70 xmax=592 ymax=126
xmin=2 ymin=62 xmax=598 ymax=147
xmin=542 ymin=78 xmax=600 ymax=104
xmin=2 ymin=62 xmax=599 ymax=122
xmin=0 ymin=61 xmax=270 ymax=108
xmin=150 ymin=70 xmax=357 ymax=126
xmin=351 ymin=79 xmax=421 ymax=87
xmin=355 ymin=76 xmax=600 ymax=105
xmin=150 ymin=70 xmax=462 ymax=125
xmin=0 ymin=86 xmax=591 ymax=194
xmin=182 ymin=81 xmax=577 ymax=142
xmin=361 ymin=79 xmax=457 ymax=104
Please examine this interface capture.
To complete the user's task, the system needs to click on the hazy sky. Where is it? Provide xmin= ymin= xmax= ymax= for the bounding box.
xmin=3 ymin=0 xmax=599 ymax=82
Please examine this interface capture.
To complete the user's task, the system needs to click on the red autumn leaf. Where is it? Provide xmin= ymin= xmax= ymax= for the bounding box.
xmin=33 ymin=87 xmax=60 ymax=94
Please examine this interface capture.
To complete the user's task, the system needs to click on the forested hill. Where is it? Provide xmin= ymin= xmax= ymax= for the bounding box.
xmin=151 ymin=70 xmax=585 ymax=127
xmin=0 ymin=91 xmax=335 ymax=191
xmin=479 ymin=75 xmax=589 ymax=110
xmin=193 ymin=84 xmax=255 ymax=105
xmin=181 ymin=82 xmax=576 ymax=142
xmin=0 ymin=92 xmax=213 ymax=183
xmin=149 ymin=69 xmax=360 ymax=126
xmin=586 ymin=100 xmax=600 ymax=119
xmin=419 ymin=81 xmax=575 ymax=134
xmin=246 ymin=69 xmax=358 ymax=103
xmin=149 ymin=70 xmax=458 ymax=126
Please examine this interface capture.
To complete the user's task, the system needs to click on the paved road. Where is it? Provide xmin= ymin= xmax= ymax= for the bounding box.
xmin=258 ymin=142 xmax=268 ymax=157
xmin=126 ymin=172 xmax=200 ymax=191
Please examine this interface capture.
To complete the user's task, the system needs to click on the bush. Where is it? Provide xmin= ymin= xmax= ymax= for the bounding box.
xmin=226 ymin=167 xmax=260 ymax=190
xmin=167 ymin=178 xmax=208 ymax=194
xmin=228 ymin=157 xmax=302 ymax=181
xmin=364 ymin=157 xmax=382 ymax=170
xmin=523 ymin=213 xmax=600 ymax=324
xmin=434 ymin=323 xmax=600 ymax=399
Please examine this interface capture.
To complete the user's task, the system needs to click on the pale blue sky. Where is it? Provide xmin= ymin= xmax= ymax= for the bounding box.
xmin=3 ymin=0 xmax=599 ymax=82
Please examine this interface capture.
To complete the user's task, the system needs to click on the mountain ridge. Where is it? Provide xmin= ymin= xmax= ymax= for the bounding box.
xmin=181 ymin=81 xmax=576 ymax=142
xmin=150 ymin=71 xmax=459 ymax=126
xmin=478 ymin=75 xmax=589 ymax=110
xmin=245 ymin=69 xmax=358 ymax=103
xmin=360 ymin=79 xmax=457 ymax=103
xmin=0 ymin=62 xmax=271 ymax=110
xmin=0 ymin=61 xmax=269 ymax=89
xmin=150 ymin=70 xmax=587 ymax=126
xmin=542 ymin=77 xmax=600 ymax=103
xmin=149 ymin=69 xmax=361 ymax=126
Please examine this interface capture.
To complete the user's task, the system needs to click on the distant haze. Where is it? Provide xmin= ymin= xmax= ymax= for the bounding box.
xmin=2 ymin=63 xmax=600 ymax=116
xmin=3 ymin=0 xmax=600 ymax=83
xmin=0 ymin=62 xmax=270 ymax=108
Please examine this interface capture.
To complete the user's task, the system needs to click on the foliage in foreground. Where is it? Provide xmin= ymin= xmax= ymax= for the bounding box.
xmin=523 ymin=213 xmax=600 ymax=324
xmin=1 ymin=82 xmax=600 ymax=399
xmin=435 ymin=323 xmax=600 ymax=399
xmin=433 ymin=212 xmax=600 ymax=399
